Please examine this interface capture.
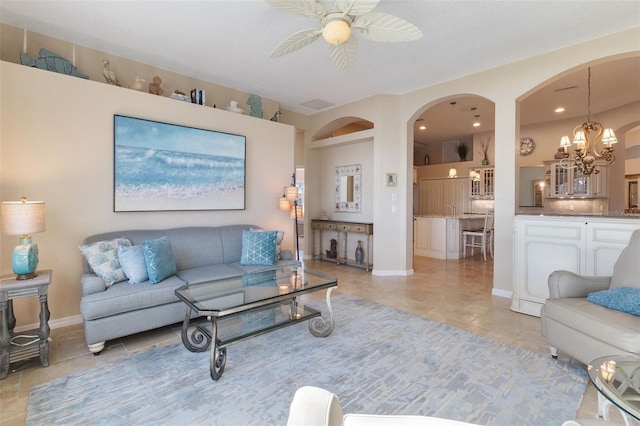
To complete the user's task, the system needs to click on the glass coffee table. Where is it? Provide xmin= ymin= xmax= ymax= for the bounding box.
xmin=175 ymin=268 xmax=337 ymax=381
xmin=588 ymin=355 xmax=640 ymax=426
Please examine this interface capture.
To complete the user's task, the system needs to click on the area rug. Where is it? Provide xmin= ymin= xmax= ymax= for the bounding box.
xmin=27 ymin=294 xmax=587 ymax=425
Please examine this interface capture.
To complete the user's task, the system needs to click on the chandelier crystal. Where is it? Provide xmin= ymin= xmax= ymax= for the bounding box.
xmin=559 ymin=67 xmax=617 ymax=176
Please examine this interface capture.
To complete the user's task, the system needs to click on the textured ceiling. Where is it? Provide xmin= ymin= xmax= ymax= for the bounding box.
xmin=1 ymin=0 xmax=638 ymax=117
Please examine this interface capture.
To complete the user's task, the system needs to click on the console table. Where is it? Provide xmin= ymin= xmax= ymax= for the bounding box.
xmin=311 ymin=219 xmax=373 ymax=271
xmin=0 ymin=270 xmax=52 ymax=379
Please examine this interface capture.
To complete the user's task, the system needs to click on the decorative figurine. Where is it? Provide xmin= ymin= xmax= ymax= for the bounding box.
xmin=20 ymin=48 xmax=88 ymax=79
xmin=128 ymin=76 xmax=146 ymax=91
xmin=247 ymin=94 xmax=263 ymax=118
xmin=326 ymin=239 xmax=337 ymax=259
xmin=102 ymin=59 xmax=121 ymax=86
xmin=148 ymin=76 xmax=164 ymax=95
xmin=355 ymin=240 xmax=364 ymax=264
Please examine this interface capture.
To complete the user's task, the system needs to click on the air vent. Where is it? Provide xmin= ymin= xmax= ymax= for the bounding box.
xmin=301 ymin=98 xmax=335 ymax=110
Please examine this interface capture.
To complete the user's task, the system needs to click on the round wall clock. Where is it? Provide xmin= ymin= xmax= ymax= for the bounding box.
xmin=520 ymin=137 xmax=535 ymax=156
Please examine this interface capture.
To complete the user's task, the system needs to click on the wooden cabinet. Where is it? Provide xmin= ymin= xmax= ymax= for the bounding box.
xmin=418 ymin=178 xmax=470 ymax=215
xmin=511 ymin=216 xmax=640 ymax=317
xmin=311 ymin=220 xmax=373 ymax=271
xmin=470 ymin=167 xmax=494 ymax=199
xmin=544 ymin=161 xmax=607 ymax=198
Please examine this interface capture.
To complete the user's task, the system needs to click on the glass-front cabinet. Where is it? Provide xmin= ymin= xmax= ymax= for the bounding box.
xmin=470 ymin=167 xmax=494 ymax=199
xmin=544 ymin=160 xmax=607 ymax=198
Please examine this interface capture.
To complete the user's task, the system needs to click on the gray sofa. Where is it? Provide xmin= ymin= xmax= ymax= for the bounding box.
xmin=80 ymin=225 xmax=299 ymax=354
xmin=541 ymin=229 xmax=640 ymax=365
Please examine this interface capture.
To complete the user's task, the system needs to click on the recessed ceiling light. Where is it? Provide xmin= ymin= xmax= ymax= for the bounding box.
xmin=555 ymin=107 xmax=565 ymax=113
xmin=473 ymin=122 xmax=481 ymax=127
xmin=419 ymin=125 xmax=426 ymax=130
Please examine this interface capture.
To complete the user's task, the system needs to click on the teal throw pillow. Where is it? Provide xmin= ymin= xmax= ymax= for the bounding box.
xmin=251 ymin=229 xmax=284 ymax=260
xmin=587 ymin=286 xmax=640 ymax=316
xmin=118 ymin=244 xmax=148 ymax=284
xmin=241 ymin=230 xmax=277 ymax=266
xmin=79 ymin=238 xmax=131 ymax=287
xmin=142 ymin=236 xmax=177 ymax=284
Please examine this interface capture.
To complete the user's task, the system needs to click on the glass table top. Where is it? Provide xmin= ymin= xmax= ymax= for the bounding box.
xmin=588 ymin=355 xmax=640 ymax=421
xmin=175 ymin=268 xmax=337 ymax=317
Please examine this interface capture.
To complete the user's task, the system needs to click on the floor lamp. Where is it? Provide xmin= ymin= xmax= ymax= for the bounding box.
xmin=280 ymin=173 xmax=301 ymax=261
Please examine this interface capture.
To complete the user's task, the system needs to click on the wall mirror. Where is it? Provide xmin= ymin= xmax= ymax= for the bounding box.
xmin=335 ymin=164 xmax=361 ymax=212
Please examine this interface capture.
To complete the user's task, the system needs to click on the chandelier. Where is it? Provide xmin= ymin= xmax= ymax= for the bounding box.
xmin=558 ymin=67 xmax=617 ymax=176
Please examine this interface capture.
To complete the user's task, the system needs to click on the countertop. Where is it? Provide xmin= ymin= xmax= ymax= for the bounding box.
xmin=516 ymin=213 xmax=640 ymax=219
xmin=414 ymin=214 xmax=485 ymax=219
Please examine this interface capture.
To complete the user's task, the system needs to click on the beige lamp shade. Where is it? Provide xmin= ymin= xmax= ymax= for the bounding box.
xmin=290 ymin=204 xmax=303 ymax=219
xmin=279 ymin=196 xmax=291 ymax=211
xmin=448 ymin=168 xmax=457 ymax=178
xmin=1 ymin=199 xmax=46 ymax=236
xmin=602 ymin=128 xmax=618 ymax=147
xmin=560 ymin=135 xmax=572 ymax=147
xmin=285 ymin=186 xmax=299 ymax=201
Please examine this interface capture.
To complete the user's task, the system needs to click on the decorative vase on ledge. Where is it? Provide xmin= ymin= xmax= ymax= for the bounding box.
xmin=482 ymin=153 xmax=490 ymax=165
xmin=355 ymin=240 xmax=364 ymax=264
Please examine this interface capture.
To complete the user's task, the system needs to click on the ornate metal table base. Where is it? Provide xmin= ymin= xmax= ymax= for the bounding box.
xmin=180 ymin=288 xmax=335 ymax=381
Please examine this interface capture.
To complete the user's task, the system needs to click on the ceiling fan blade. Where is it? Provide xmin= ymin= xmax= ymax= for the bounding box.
xmin=327 ymin=36 xmax=358 ymax=72
xmin=270 ymin=28 xmax=323 ymax=58
xmin=330 ymin=0 xmax=379 ymax=16
xmin=265 ymin=0 xmax=325 ymax=18
xmin=353 ymin=12 xmax=423 ymax=42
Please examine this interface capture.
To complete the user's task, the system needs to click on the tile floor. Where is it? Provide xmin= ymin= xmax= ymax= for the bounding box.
xmin=0 ymin=255 xmax=629 ymax=425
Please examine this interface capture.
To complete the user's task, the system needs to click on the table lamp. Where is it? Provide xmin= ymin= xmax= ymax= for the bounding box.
xmin=1 ymin=197 xmax=46 ymax=279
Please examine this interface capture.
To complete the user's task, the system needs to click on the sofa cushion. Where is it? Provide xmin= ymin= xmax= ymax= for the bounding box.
xmin=610 ymin=229 xmax=640 ymax=289
xmin=118 ymin=245 xmax=149 ymax=284
xmin=175 ymin=264 xmax=244 ymax=285
xmin=80 ymin=274 xmax=186 ymax=320
xmin=543 ymin=297 xmax=640 ymax=354
xmin=241 ymin=230 xmax=277 ymax=266
xmin=79 ymin=238 xmax=131 ymax=286
xmin=587 ymin=287 xmax=640 ymax=316
xmin=143 ymin=236 xmax=177 ymax=284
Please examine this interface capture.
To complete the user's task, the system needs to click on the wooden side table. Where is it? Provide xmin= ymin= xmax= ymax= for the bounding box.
xmin=0 ymin=269 xmax=52 ymax=379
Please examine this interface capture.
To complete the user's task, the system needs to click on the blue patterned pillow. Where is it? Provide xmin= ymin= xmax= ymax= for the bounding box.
xmin=251 ymin=229 xmax=284 ymax=260
xmin=118 ymin=245 xmax=148 ymax=284
xmin=587 ymin=287 xmax=640 ymax=316
xmin=79 ymin=238 xmax=131 ymax=286
xmin=142 ymin=236 xmax=177 ymax=284
xmin=241 ymin=230 xmax=277 ymax=266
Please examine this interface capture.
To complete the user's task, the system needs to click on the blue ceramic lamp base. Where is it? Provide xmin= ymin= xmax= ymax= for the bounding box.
xmin=12 ymin=236 xmax=39 ymax=280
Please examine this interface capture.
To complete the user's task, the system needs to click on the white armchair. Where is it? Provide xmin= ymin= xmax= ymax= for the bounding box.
xmin=541 ymin=229 xmax=640 ymax=365
xmin=286 ymin=386 xmax=480 ymax=426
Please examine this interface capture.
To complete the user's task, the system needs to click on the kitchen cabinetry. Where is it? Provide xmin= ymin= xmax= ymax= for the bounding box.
xmin=544 ymin=161 xmax=607 ymax=198
xmin=470 ymin=167 xmax=494 ymax=199
xmin=511 ymin=215 xmax=640 ymax=317
xmin=311 ymin=219 xmax=373 ymax=271
xmin=414 ymin=215 xmax=485 ymax=259
xmin=418 ymin=178 xmax=470 ymax=215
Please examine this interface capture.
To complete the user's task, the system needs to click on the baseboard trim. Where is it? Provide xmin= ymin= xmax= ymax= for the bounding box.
xmin=14 ymin=314 xmax=83 ymax=333
xmin=372 ymin=269 xmax=414 ymax=276
xmin=492 ymin=288 xmax=512 ymax=299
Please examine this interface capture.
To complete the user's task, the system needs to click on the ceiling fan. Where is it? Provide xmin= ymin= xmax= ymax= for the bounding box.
xmin=266 ymin=0 xmax=423 ymax=72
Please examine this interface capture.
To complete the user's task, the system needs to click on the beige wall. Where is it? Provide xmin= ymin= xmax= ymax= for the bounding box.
xmin=303 ymin=28 xmax=640 ymax=292
xmin=1 ymin=61 xmax=295 ymax=328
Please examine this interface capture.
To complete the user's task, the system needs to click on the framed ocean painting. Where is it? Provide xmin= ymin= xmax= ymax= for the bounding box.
xmin=114 ymin=115 xmax=246 ymax=212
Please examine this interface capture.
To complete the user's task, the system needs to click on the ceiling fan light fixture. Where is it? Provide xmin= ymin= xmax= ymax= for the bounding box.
xmin=322 ymin=15 xmax=351 ymax=45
